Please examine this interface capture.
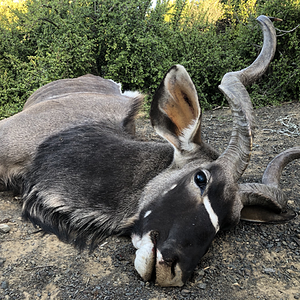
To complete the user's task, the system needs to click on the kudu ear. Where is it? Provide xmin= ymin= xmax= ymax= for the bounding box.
xmin=239 ymin=146 xmax=300 ymax=223
xmin=150 ymin=65 xmax=202 ymax=151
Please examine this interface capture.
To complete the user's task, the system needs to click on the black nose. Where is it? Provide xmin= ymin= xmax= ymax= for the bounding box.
xmin=150 ymin=230 xmax=159 ymax=245
xmin=159 ymin=247 xmax=179 ymax=275
xmin=161 ymin=254 xmax=178 ymax=266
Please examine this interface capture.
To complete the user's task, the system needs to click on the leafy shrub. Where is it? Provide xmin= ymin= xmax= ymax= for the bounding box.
xmin=0 ymin=0 xmax=299 ymax=118
xmin=254 ymin=0 xmax=300 ymax=105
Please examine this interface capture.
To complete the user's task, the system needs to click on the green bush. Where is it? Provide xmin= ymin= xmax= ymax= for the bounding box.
xmin=0 ymin=0 xmax=97 ymax=116
xmin=254 ymin=0 xmax=300 ymax=105
xmin=0 ymin=0 xmax=299 ymax=118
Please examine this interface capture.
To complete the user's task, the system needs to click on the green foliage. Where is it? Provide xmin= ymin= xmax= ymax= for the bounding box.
xmin=93 ymin=0 xmax=174 ymax=94
xmin=0 ymin=0 xmax=299 ymax=118
xmin=221 ymin=0 xmax=300 ymax=107
xmin=253 ymin=0 xmax=300 ymax=106
xmin=0 ymin=0 xmax=97 ymax=112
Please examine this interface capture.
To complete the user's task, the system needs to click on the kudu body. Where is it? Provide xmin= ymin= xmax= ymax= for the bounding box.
xmin=1 ymin=16 xmax=299 ymax=287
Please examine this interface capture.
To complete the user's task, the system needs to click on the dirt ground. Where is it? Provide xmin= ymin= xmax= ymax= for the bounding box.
xmin=0 ymin=101 xmax=299 ymax=300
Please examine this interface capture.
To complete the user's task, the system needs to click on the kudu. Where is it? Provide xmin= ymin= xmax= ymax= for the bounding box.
xmin=0 ymin=15 xmax=299 ymax=287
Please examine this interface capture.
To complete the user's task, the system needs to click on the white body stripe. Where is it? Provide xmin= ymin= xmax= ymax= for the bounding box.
xmin=203 ymin=196 xmax=220 ymax=232
xmin=107 ymin=79 xmax=141 ymax=98
xmin=122 ymin=90 xmax=141 ymax=98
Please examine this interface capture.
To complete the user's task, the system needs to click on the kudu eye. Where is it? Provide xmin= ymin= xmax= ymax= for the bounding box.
xmin=194 ymin=171 xmax=207 ymax=195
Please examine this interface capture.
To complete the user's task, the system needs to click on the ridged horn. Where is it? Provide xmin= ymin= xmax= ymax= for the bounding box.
xmin=262 ymin=146 xmax=300 ymax=187
xmin=239 ymin=147 xmax=300 ymax=222
xmin=217 ymin=15 xmax=277 ymax=181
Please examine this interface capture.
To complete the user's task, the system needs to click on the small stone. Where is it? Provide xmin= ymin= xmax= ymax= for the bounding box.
xmin=0 ymin=224 xmax=10 ymax=233
xmin=263 ymin=268 xmax=275 ymax=273
xmin=293 ymin=238 xmax=300 ymax=247
xmin=181 ymin=289 xmax=191 ymax=294
xmin=139 ymin=281 xmax=145 ymax=287
xmin=0 ymin=258 xmax=6 ymax=267
xmin=198 ymin=283 xmax=207 ymax=290
xmin=1 ymin=281 xmax=8 ymax=289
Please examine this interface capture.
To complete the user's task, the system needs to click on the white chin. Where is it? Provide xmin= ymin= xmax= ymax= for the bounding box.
xmin=132 ymin=233 xmax=184 ymax=287
xmin=132 ymin=232 xmax=155 ymax=281
xmin=155 ymin=250 xmax=184 ymax=287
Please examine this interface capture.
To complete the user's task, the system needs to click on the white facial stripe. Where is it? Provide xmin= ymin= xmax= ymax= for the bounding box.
xmin=203 ymin=196 xmax=220 ymax=232
xmin=144 ymin=210 xmax=152 ymax=218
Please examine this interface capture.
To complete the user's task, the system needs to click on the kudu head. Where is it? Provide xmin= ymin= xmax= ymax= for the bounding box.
xmin=130 ymin=16 xmax=297 ymax=287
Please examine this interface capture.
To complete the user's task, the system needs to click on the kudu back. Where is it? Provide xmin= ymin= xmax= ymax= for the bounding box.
xmin=1 ymin=16 xmax=299 ymax=287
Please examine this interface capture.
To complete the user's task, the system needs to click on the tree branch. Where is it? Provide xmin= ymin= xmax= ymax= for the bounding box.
xmin=275 ymin=24 xmax=300 ymax=37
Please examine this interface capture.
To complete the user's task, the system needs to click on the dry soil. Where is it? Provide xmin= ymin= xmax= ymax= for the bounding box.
xmin=0 ymin=101 xmax=299 ymax=300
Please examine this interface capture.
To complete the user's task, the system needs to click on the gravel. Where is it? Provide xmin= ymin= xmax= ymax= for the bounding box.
xmin=0 ymin=101 xmax=299 ymax=300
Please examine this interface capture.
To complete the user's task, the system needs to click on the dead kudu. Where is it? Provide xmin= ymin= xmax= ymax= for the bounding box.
xmin=1 ymin=16 xmax=299 ymax=287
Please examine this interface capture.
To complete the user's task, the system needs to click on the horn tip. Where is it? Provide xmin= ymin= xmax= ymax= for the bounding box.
xmin=267 ymin=16 xmax=283 ymax=22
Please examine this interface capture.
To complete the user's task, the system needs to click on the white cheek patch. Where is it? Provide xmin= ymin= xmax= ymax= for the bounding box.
xmin=144 ymin=210 xmax=152 ymax=218
xmin=203 ymin=196 xmax=220 ymax=233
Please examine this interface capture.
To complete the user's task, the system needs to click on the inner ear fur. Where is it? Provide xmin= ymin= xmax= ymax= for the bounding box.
xmin=150 ymin=65 xmax=202 ymax=149
xmin=164 ymin=69 xmax=200 ymax=135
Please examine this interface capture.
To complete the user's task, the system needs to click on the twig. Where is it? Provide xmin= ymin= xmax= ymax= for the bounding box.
xmin=24 ymin=265 xmax=54 ymax=271
xmin=86 ymin=277 xmax=90 ymax=287
xmin=99 ymin=241 xmax=108 ymax=247
xmin=275 ymin=24 xmax=300 ymax=37
xmin=263 ymin=115 xmax=300 ymax=137
xmin=39 ymin=18 xmax=59 ymax=28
